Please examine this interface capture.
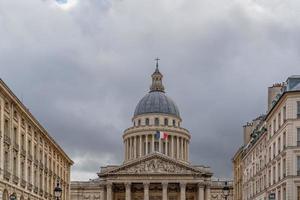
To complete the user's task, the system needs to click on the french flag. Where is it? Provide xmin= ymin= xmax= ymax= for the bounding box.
xmin=155 ymin=131 xmax=168 ymax=140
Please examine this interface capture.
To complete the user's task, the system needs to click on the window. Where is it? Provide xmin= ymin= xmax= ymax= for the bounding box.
xmin=155 ymin=118 xmax=159 ymax=126
xmin=13 ymin=127 xmax=18 ymax=144
xmin=278 ymin=137 xmax=281 ymax=153
xmin=297 ymin=156 xmax=300 ymax=176
xmin=164 ymin=118 xmax=168 ymax=126
xmin=298 ymin=128 xmax=300 ymax=147
xmin=297 ymin=101 xmax=300 ymax=118
xmin=173 ymin=119 xmax=176 ymax=126
xmin=283 ymin=132 xmax=286 ymax=149
xmin=283 ymin=159 xmax=286 ymax=177
xmin=278 ymin=162 xmax=281 ymax=181
xmin=273 ymin=142 xmax=276 ymax=158
xmin=273 ymin=119 xmax=276 ymax=134
xmin=278 ymin=112 xmax=281 ymax=128
xmin=273 ymin=166 xmax=276 ymax=184
xmin=138 ymin=119 xmax=141 ymax=126
xmin=145 ymin=118 xmax=149 ymax=126
xmin=283 ymin=106 xmax=287 ymax=122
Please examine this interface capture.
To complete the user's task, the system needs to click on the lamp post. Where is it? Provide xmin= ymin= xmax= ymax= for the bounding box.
xmin=54 ymin=179 xmax=62 ymax=200
xmin=222 ymin=181 xmax=230 ymax=200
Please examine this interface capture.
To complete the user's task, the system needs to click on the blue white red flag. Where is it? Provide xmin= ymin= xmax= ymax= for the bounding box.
xmin=155 ymin=131 xmax=168 ymax=140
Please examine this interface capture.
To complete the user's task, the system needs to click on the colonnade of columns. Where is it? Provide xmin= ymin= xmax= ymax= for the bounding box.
xmin=124 ymin=134 xmax=189 ymax=162
xmin=104 ymin=182 xmax=210 ymax=200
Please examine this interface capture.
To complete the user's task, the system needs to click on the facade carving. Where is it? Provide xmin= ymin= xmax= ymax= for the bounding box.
xmin=71 ymin=64 xmax=233 ymax=200
xmin=0 ymin=79 xmax=73 ymax=200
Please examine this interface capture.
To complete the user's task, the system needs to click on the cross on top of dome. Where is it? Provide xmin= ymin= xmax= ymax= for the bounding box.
xmin=150 ymin=58 xmax=165 ymax=92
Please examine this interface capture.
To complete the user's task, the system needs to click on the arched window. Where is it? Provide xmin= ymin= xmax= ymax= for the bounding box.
xmin=145 ymin=118 xmax=149 ymax=126
xmin=138 ymin=119 xmax=141 ymax=126
xmin=155 ymin=118 xmax=159 ymax=126
xmin=164 ymin=118 xmax=168 ymax=126
xmin=173 ymin=119 xmax=176 ymax=127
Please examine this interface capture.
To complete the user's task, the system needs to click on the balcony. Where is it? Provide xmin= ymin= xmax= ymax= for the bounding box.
xmin=27 ymin=183 xmax=33 ymax=191
xmin=4 ymin=170 xmax=11 ymax=180
xmin=34 ymin=186 xmax=38 ymax=194
xmin=4 ymin=135 xmax=11 ymax=145
xmin=13 ymin=143 xmax=19 ymax=151
xmin=12 ymin=175 xmax=19 ymax=184
xmin=21 ymin=179 xmax=26 ymax=188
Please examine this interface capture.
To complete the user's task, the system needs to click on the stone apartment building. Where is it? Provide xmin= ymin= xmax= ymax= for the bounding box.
xmin=0 ymin=79 xmax=73 ymax=200
xmin=232 ymin=76 xmax=300 ymax=200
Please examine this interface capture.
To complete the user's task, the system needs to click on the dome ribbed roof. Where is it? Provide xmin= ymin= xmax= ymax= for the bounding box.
xmin=134 ymin=91 xmax=180 ymax=118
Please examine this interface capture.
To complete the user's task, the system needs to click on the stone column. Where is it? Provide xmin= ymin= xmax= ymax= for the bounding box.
xmin=152 ymin=134 xmax=155 ymax=153
xmin=205 ymin=185 xmax=211 ymax=200
xmin=106 ymin=182 xmax=113 ymax=200
xmin=165 ymin=136 xmax=168 ymax=155
xmin=171 ymin=135 xmax=174 ymax=158
xmin=159 ymin=136 xmax=161 ymax=153
xmin=180 ymin=182 xmax=186 ymax=200
xmin=177 ymin=137 xmax=180 ymax=159
xmin=139 ymin=136 xmax=142 ymax=157
xmin=198 ymin=184 xmax=204 ymax=200
xmin=187 ymin=140 xmax=189 ymax=161
xmin=143 ymin=182 xmax=150 ymax=200
xmin=134 ymin=136 xmax=137 ymax=158
xmin=100 ymin=187 xmax=105 ymax=200
xmin=162 ymin=182 xmax=168 ymax=200
xmin=125 ymin=182 xmax=131 ymax=200
xmin=145 ymin=134 xmax=148 ymax=155
xmin=128 ymin=138 xmax=131 ymax=160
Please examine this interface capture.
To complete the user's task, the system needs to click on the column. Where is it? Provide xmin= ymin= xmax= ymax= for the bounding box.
xmin=205 ymin=185 xmax=211 ymax=200
xmin=162 ymin=182 xmax=168 ymax=200
xmin=125 ymin=182 xmax=131 ymax=200
xmin=187 ymin=140 xmax=189 ymax=161
xmin=152 ymin=134 xmax=155 ymax=153
xmin=125 ymin=139 xmax=127 ymax=160
xmin=143 ymin=182 xmax=149 ymax=200
xmin=159 ymin=136 xmax=161 ymax=153
xmin=177 ymin=137 xmax=180 ymax=159
xmin=198 ymin=184 xmax=204 ymax=200
xmin=180 ymin=182 xmax=186 ymax=200
xmin=145 ymin=135 xmax=148 ymax=155
xmin=165 ymin=136 xmax=168 ymax=155
xmin=106 ymin=182 xmax=112 ymax=200
xmin=128 ymin=138 xmax=131 ymax=160
xmin=134 ymin=136 xmax=137 ymax=158
xmin=171 ymin=135 xmax=174 ymax=159
xmin=139 ymin=136 xmax=142 ymax=157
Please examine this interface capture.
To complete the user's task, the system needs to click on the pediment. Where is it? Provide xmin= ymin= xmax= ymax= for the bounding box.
xmin=99 ymin=153 xmax=212 ymax=177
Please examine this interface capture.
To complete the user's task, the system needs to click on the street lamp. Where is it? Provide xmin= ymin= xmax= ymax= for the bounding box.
xmin=54 ymin=180 xmax=62 ymax=200
xmin=222 ymin=181 xmax=230 ymax=200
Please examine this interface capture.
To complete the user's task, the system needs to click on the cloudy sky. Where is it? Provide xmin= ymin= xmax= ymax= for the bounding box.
xmin=1 ymin=0 xmax=300 ymax=181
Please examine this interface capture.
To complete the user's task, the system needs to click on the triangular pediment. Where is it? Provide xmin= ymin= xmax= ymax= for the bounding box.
xmin=98 ymin=153 xmax=212 ymax=177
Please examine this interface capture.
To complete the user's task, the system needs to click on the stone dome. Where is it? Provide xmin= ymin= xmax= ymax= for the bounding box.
xmin=134 ymin=91 xmax=180 ymax=118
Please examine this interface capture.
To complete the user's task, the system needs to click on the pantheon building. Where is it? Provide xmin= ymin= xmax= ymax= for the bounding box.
xmin=71 ymin=64 xmax=233 ymax=200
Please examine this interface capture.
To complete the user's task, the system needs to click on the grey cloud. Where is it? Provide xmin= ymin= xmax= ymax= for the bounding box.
xmin=1 ymin=0 xmax=300 ymax=180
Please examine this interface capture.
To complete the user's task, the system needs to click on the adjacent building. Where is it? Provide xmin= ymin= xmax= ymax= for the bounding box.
xmin=0 ymin=79 xmax=73 ymax=200
xmin=232 ymin=76 xmax=300 ymax=200
xmin=71 ymin=64 xmax=233 ymax=200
